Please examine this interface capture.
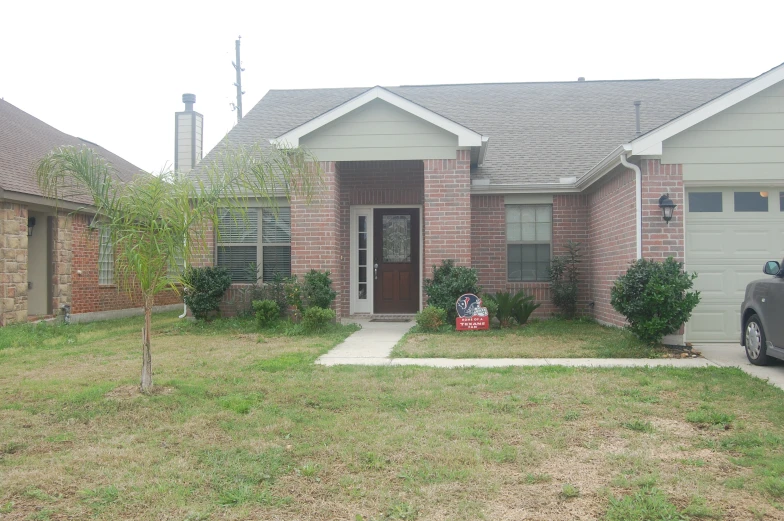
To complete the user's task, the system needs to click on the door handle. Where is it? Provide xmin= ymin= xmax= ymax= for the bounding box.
xmin=374 ymin=263 xmax=378 ymax=280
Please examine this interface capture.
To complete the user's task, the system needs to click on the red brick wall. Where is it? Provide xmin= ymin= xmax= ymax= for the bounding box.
xmin=336 ymin=160 xmax=424 ymax=316
xmin=586 ymin=165 xmax=638 ymax=326
xmin=70 ymin=214 xmax=181 ymax=314
xmin=423 ymin=150 xmax=472 ymax=279
xmin=470 ymin=193 xmax=590 ymax=317
xmin=641 ymin=159 xmax=684 ymax=261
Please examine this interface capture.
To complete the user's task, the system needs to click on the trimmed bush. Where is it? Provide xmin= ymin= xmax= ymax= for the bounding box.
xmin=302 ymin=306 xmax=336 ymax=332
xmin=423 ymin=260 xmax=480 ymax=323
xmin=549 ymin=240 xmax=581 ymax=318
xmin=182 ymin=266 xmax=232 ymax=320
xmin=416 ymin=306 xmax=447 ymax=332
xmin=611 ymin=257 xmax=701 ymax=344
xmin=252 ymin=299 xmax=280 ymax=329
xmin=302 ymin=270 xmax=337 ymax=310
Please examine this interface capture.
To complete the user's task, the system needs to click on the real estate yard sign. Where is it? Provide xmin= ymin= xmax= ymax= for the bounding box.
xmin=456 ymin=293 xmax=489 ymax=331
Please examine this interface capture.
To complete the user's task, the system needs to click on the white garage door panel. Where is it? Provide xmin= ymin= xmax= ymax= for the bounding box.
xmin=685 ymin=188 xmax=784 ymax=342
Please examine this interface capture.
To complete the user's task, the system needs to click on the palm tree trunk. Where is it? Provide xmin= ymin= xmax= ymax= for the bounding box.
xmin=140 ymin=298 xmax=153 ymax=393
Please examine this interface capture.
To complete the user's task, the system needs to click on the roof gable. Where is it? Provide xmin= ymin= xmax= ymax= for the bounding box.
xmin=630 ymin=62 xmax=784 ymax=156
xmin=270 ymin=86 xmax=484 ymax=148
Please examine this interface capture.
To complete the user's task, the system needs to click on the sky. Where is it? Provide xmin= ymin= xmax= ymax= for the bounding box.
xmin=1 ymin=0 xmax=782 ymax=173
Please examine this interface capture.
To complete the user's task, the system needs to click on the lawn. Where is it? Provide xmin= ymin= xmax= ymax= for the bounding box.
xmin=392 ymin=318 xmax=671 ymax=359
xmin=2 ymin=312 xmax=784 ymax=520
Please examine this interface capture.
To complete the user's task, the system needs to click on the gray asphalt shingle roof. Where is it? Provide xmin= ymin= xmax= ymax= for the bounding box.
xmin=196 ymin=77 xmax=749 ymax=186
xmin=0 ymin=99 xmax=143 ymax=205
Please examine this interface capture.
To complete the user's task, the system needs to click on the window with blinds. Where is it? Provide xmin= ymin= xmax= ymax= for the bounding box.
xmin=506 ymin=204 xmax=552 ymax=282
xmin=98 ymin=226 xmax=114 ymax=285
xmin=216 ymin=208 xmax=291 ymax=283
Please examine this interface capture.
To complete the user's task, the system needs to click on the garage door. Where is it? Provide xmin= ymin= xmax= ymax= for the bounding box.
xmin=685 ymin=188 xmax=784 ymax=342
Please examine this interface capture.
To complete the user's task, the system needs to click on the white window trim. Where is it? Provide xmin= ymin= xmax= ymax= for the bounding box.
xmin=215 ymin=207 xmax=291 ymax=283
xmin=506 ymin=204 xmax=553 ymax=283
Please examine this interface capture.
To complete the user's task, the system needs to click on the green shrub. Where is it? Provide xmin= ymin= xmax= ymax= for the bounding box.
xmin=252 ymin=300 xmax=280 ymax=329
xmin=301 ymin=270 xmax=337 ymax=310
xmin=183 ymin=266 xmax=233 ymax=320
xmin=423 ymin=260 xmax=480 ymax=323
xmin=416 ymin=306 xmax=447 ymax=332
xmin=485 ymin=290 xmax=538 ymax=327
xmin=302 ymin=307 xmax=336 ymax=332
xmin=482 ymin=296 xmax=498 ymax=324
xmin=549 ymin=240 xmax=581 ymax=318
xmin=611 ymin=257 xmax=701 ymax=344
xmin=254 ymin=274 xmax=288 ymax=317
xmin=513 ymin=296 xmax=540 ymax=326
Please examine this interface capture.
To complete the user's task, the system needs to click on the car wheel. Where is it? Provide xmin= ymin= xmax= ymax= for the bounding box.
xmin=745 ymin=314 xmax=771 ymax=366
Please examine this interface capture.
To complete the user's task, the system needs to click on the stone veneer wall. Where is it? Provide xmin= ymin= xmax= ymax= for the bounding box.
xmin=0 ymin=203 xmax=29 ymax=325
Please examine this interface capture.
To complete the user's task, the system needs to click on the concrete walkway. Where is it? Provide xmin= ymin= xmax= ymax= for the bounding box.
xmin=318 ymin=321 xmax=784 ymax=390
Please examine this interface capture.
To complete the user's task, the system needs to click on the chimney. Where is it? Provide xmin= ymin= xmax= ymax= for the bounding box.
xmin=174 ymin=93 xmax=203 ymax=174
xmin=634 ymin=101 xmax=642 ymax=134
xmin=577 ymin=77 xmax=585 ymax=82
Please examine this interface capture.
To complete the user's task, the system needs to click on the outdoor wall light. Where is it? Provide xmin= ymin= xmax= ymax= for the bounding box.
xmin=658 ymin=194 xmax=676 ymax=222
xmin=27 ymin=217 xmax=36 ymax=237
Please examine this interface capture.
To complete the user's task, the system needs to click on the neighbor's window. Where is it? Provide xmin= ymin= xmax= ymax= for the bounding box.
xmin=98 ymin=226 xmax=114 ymax=285
xmin=688 ymin=192 xmax=722 ymax=212
xmin=260 ymin=208 xmax=291 ymax=283
xmin=506 ymin=205 xmax=551 ymax=282
xmin=216 ymin=208 xmax=291 ymax=283
xmin=734 ymin=191 xmax=769 ymax=212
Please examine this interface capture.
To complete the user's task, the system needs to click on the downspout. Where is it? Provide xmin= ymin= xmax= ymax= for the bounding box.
xmin=619 ymin=153 xmax=642 ymax=260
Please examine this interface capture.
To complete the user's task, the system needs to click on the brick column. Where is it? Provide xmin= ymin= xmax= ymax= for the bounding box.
xmin=51 ymin=211 xmax=72 ymax=314
xmin=641 ymin=160 xmax=684 ymax=261
xmin=423 ymin=150 xmax=471 ymax=279
xmin=0 ymin=202 xmax=29 ymax=325
xmin=470 ymin=194 xmax=505 ymax=294
xmin=290 ymin=161 xmax=342 ymax=312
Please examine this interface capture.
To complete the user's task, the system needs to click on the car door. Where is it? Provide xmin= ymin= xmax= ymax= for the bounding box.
xmin=764 ymin=275 xmax=784 ymax=347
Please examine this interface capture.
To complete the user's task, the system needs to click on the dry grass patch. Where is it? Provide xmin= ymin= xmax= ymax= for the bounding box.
xmin=393 ymin=318 xmax=670 ymax=359
xmin=2 ymin=312 xmax=784 ymax=520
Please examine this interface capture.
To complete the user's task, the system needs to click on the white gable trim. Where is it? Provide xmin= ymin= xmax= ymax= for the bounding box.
xmin=629 ymin=62 xmax=784 ymax=156
xmin=270 ymin=86 xmax=485 ymax=148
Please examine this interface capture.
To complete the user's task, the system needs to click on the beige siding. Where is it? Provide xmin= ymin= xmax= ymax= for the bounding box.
xmin=300 ymin=99 xmax=458 ymax=161
xmin=663 ymin=81 xmax=784 ymax=182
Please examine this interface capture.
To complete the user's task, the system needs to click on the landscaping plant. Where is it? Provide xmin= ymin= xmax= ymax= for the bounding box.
xmin=423 ymin=260 xmax=480 ymax=323
xmin=512 ymin=295 xmax=540 ymax=326
xmin=415 ymin=306 xmax=447 ymax=332
xmin=482 ymin=296 xmax=498 ymax=325
xmin=36 ymin=144 xmax=319 ymax=393
xmin=302 ymin=306 xmax=336 ymax=332
xmin=301 ymin=270 xmax=337 ymax=310
xmin=182 ymin=266 xmax=232 ymax=320
xmin=548 ymin=240 xmax=581 ymax=318
xmin=257 ymin=273 xmax=293 ymax=317
xmin=611 ymin=257 xmax=701 ymax=344
xmin=252 ymin=299 xmax=280 ymax=329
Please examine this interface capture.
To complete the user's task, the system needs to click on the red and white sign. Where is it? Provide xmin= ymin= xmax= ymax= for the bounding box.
xmin=457 ymin=315 xmax=490 ymax=331
xmin=455 ymin=293 xmax=489 ymax=331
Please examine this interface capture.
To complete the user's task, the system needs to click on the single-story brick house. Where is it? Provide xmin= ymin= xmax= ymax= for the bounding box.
xmin=0 ymin=99 xmax=182 ymax=325
xmin=193 ymin=62 xmax=784 ymax=343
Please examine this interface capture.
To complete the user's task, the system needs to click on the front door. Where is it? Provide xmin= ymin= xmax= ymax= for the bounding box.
xmin=373 ymin=208 xmax=419 ymax=314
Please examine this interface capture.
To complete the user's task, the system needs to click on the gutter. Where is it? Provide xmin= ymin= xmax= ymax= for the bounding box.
xmin=619 ymin=151 xmax=643 ymax=260
xmin=574 ymin=145 xmax=625 ymax=189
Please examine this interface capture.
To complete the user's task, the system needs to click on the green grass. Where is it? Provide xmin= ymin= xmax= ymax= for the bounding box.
xmin=1 ymin=312 xmax=783 ymax=519
xmin=392 ymin=318 xmax=670 ymax=358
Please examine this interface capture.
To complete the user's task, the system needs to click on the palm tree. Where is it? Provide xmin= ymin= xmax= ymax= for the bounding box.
xmin=36 ymin=144 xmax=319 ymax=393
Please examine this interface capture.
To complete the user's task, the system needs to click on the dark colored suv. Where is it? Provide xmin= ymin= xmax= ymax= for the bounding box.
xmin=741 ymin=259 xmax=784 ymax=365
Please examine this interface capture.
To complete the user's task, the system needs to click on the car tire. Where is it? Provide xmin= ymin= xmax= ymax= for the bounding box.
xmin=745 ymin=314 xmax=771 ymax=366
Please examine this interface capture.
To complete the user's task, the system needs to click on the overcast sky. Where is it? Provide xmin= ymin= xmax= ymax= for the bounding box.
xmin=2 ymin=0 xmax=782 ymax=173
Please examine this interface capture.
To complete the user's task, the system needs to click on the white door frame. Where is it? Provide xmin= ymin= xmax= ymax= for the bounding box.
xmin=349 ymin=205 xmax=424 ymax=315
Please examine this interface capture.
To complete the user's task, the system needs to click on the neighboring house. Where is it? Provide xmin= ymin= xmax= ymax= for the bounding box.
xmin=192 ymin=62 xmax=784 ymax=343
xmin=0 ymin=99 xmax=181 ymax=326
